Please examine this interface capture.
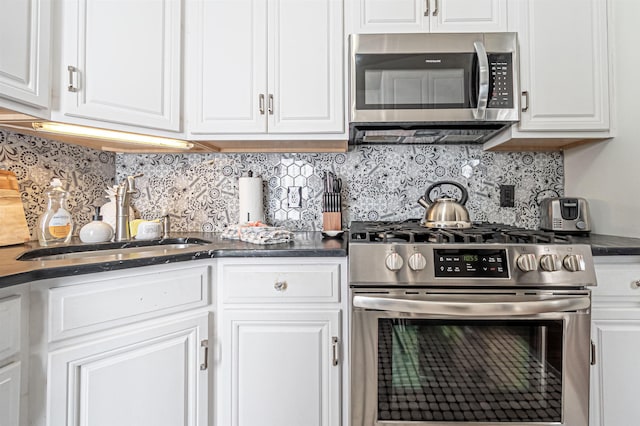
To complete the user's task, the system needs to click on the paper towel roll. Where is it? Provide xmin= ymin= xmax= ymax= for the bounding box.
xmin=239 ymin=177 xmax=264 ymax=223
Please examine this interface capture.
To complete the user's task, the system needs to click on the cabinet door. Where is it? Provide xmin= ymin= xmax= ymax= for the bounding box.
xmin=268 ymin=0 xmax=344 ymax=133
xmin=0 ymin=0 xmax=50 ymax=112
xmin=48 ymin=314 xmax=209 ymax=426
xmin=430 ymin=0 xmax=507 ymax=32
xmin=515 ymin=0 xmax=609 ymax=131
xmin=59 ymin=0 xmax=182 ymax=131
xmin=0 ymin=362 xmax=20 ymax=426
xmin=590 ymin=319 xmax=640 ymax=426
xmin=220 ymin=310 xmax=341 ymax=426
xmin=187 ymin=0 xmax=268 ymax=134
xmin=350 ymin=0 xmax=506 ymax=33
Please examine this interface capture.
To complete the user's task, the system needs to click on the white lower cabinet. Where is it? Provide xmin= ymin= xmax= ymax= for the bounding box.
xmin=47 ymin=314 xmax=209 ymax=426
xmin=221 ymin=310 xmax=341 ymax=426
xmin=590 ymin=258 xmax=640 ymax=426
xmin=0 ymin=361 xmax=21 ymax=426
xmin=217 ymin=258 xmax=348 ymax=426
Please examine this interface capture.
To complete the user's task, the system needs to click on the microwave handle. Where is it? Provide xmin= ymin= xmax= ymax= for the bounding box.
xmin=473 ymin=41 xmax=489 ymax=120
xmin=353 ymin=295 xmax=590 ymax=317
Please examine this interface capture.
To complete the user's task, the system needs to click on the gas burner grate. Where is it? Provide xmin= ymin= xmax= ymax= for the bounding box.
xmin=349 ymin=220 xmax=573 ymax=245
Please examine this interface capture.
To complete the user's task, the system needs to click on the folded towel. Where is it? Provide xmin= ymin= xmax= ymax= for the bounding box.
xmin=221 ymin=224 xmax=294 ymax=245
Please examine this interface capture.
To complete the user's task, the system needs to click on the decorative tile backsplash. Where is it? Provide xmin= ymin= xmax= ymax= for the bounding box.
xmin=1 ymin=127 xmax=564 ymax=235
xmin=0 ymin=129 xmax=116 ymax=237
xmin=117 ymin=145 xmax=564 ymax=232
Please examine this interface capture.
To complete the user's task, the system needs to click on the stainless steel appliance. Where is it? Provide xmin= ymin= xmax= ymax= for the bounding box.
xmin=349 ymin=221 xmax=596 ymax=426
xmin=540 ymin=197 xmax=591 ymax=234
xmin=349 ymin=33 xmax=519 ymax=145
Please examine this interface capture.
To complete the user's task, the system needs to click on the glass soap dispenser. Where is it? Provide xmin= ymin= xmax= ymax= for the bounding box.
xmin=37 ymin=178 xmax=73 ymax=246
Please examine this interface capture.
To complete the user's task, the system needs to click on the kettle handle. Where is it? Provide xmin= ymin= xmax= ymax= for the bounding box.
xmin=425 ymin=181 xmax=469 ymax=205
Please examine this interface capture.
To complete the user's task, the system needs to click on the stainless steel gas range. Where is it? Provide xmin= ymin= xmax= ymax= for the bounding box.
xmin=349 ymin=220 xmax=596 ymax=426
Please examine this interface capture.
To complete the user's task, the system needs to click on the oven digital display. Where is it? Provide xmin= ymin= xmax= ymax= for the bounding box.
xmin=434 ymin=249 xmax=509 ymax=278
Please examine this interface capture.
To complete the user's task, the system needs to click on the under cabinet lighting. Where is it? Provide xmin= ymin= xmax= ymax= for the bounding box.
xmin=32 ymin=122 xmax=194 ymax=150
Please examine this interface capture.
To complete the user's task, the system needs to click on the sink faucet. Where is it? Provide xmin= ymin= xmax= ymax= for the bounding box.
xmin=114 ymin=174 xmax=143 ymax=242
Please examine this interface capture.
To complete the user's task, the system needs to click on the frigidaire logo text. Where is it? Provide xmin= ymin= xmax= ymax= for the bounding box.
xmin=425 ymin=59 xmax=442 ymax=63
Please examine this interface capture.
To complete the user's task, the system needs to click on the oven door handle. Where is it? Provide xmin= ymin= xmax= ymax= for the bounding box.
xmin=352 ymin=295 xmax=590 ymax=316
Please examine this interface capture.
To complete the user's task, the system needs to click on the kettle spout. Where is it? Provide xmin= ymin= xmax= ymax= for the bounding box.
xmin=417 ymin=197 xmax=430 ymax=209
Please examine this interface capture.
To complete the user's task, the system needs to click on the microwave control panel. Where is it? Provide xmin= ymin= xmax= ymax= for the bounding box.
xmin=488 ymin=53 xmax=513 ymax=109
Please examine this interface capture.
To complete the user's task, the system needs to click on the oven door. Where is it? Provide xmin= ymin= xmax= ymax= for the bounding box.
xmin=350 ymin=289 xmax=591 ymax=426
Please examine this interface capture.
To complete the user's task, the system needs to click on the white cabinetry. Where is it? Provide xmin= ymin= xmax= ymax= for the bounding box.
xmin=0 ymin=295 xmax=22 ymax=426
xmin=486 ymin=0 xmax=612 ymax=150
xmin=0 ymin=0 xmax=51 ymax=117
xmin=348 ymin=0 xmax=508 ymax=33
xmin=590 ymin=257 xmax=640 ymax=426
xmin=54 ymin=0 xmax=183 ymax=132
xmin=187 ymin=0 xmax=344 ymax=138
xmin=31 ymin=263 xmax=213 ymax=426
xmin=217 ymin=258 xmax=347 ymax=426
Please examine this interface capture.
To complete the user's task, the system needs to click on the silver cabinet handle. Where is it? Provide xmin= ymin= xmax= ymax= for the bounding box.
xmin=432 ymin=0 xmax=439 ymax=16
xmin=424 ymin=0 xmax=429 ymax=16
xmin=200 ymin=339 xmax=209 ymax=371
xmin=522 ymin=91 xmax=530 ymax=112
xmin=274 ymin=280 xmax=288 ymax=291
xmin=631 ymin=280 xmax=640 ymax=289
xmin=332 ymin=337 xmax=339 ymax=366
xmin=259 ymin=94 xmax=265 ymax=115
xmin=353 ymin=295 xmax=591 ymax=316
xmin=268 ymin=94 xmax=274 ymax=115
xmin=67 ymin=65 xmax=78 ymax=92
xmin=590 ymin=340 xmax=596 ymax=366
xmin=473 ymin=41 xmax=489 ymax=120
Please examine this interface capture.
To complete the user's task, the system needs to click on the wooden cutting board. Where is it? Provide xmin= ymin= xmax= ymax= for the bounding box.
xmin=0 ymin=170 xmax=31 ymax=246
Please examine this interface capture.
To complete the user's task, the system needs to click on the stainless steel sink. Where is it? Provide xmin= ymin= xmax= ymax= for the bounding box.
xmin=17 ymin=237 xmax=212 ymax=262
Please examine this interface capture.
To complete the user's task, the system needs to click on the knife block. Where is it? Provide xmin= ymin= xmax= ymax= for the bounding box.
xmin=322 ymin=212 xmax=342 ymax=231
xmin=0 ymin=170 xmax=31 ymax=246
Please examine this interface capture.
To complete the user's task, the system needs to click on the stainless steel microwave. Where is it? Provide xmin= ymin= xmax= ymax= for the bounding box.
xmin=349 ymin=32 xmax=520 ymax=145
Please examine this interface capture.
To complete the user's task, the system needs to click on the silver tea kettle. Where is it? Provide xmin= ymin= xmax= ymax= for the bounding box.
xmin=418 ymin=181 xmax=472 ymax=229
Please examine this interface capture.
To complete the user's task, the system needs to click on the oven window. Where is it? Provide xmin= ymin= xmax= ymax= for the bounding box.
xmin=378 ymin=319 xmax=563 ymax=423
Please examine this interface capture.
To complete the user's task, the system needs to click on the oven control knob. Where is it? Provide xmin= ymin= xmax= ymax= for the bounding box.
xmin=408 ymin=253 xmax=427 ymax=271
xmin=540 ymin=254 xmax=562 ymax=272
xmin=385 ymin=252 xmax=404 ymax=272
xmin=563 ymin=254 xmax=586 ymax=272
xmin=516 ymin=254 xmax=538 ymax=272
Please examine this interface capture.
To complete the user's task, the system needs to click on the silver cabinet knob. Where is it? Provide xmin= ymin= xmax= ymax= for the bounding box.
xmin=408 ymin=252 xmax=427 ymax=271
xmin=631 ymin=280 xmax=640 ymax=289
xmin=540 ymin=254 xmax=562 ymax=272
xmin=516 ymin=253 xmax=538 ymax=272
xmin=385 ymin=252 xmax=404 ymax=272
xmin=274 ymin=281 xmax=288 ymax=291
xmin=563 ymin=254 xmax=586 ymax=272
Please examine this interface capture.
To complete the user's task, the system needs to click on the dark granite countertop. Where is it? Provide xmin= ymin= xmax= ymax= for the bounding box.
xmin=0 ymin=232 xmax=348 ymax=289
xmin=2 ymin=230 xmax=640 ymax=290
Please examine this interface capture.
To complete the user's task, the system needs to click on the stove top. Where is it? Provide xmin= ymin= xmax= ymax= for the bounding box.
xmin=349 ymin=219 xmax=575 ymax=244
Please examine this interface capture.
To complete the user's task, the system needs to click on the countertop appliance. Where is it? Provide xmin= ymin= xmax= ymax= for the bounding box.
xmin=540 ymin=197 xmax=591 ymax=234
xmin=349 ymin=220 xmax=595 ymax=426
xmin=349 ymin=32 xmax=519 ymax=145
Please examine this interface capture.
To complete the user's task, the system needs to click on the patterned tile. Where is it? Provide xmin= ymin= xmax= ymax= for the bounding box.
xmin=117 ymin=145 xmax=564 ymax=232
xmin=0 ymin=129 xmax=116 ymax=238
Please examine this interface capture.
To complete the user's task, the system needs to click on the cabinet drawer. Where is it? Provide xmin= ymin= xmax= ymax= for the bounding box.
xmin=593 ymin=262 xmax=640 ymax=297
xmin=48 ymin=265 xmax=210 ymax=341
xmin=0 ymin=296 xmax=20 ymax=363
xmin=222 ymin=263 xmax=341 ymax=303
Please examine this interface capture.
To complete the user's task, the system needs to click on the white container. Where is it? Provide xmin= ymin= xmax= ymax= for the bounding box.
xmin=135 ymin=221 xmax=162 ymax=240
xmin=79 ymin=207 xmax=114 ymax=243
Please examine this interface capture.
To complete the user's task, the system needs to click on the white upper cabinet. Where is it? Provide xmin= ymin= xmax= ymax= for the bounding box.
xmin=348 ymin=0 xmax=508 ymax=33
xmin=0 ymin=0 xmax=51 ymax=117
xmin=513 ymin=0 xmax=609 ymax=132
xmin=187 ymin=0 xmax=345 ymax=138
xmin=55 ymin=0 xmax=183 ymax=132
